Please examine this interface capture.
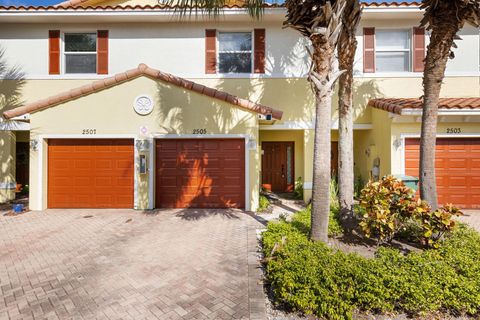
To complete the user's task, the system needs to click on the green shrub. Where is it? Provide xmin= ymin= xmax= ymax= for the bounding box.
xmin=358 ymin=176 xmax=415 ymax=243
xmin=418 ymin=203 xmax=464 ymax=248
xmin=263 ymin=210 xmax=480 ymax=319
xmin=330 ymin=178 xmax=339 ymax=209
xmin=293 ymin=177 xmax=304 ymax=200
xmin=258 ymin=194 xmax=270 ymax=212
xmin=284 ymin=206 xmax=343 ymax=238
xmin=354 ymin=175 xmax=365 ymax=200
xmin=358 ymin=176 xmax=462 ymax=248
xmin=328 ymin=206 xmax=343 ymax=237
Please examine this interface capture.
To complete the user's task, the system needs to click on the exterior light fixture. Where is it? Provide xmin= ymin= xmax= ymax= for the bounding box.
xmin=29 ymin=139 xmax=39 ymax=151
xmin=135 ymin=139 xmax=150 ymax=152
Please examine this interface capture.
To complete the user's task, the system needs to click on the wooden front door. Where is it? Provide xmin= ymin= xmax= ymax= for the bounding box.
xmin=262 ymin=142 xmax=294 ymax=192
xmin=331 ymin=141 xmax=339 ymax=177
xmin=15 ymin=142 xmax=29 ymax=188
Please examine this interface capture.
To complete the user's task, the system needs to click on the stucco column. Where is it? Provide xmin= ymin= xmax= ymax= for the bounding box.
xmin=303 ymin=129 xmax=314 ymax=202
xmin=0 ymin=131 xmax=16 ymax=203
xmin=134 ymin=138 xmax=153 ymax=210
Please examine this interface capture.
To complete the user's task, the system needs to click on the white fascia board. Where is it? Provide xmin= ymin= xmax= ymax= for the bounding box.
xmin=0 ymin=8 xmax=286 ymax=22
xmin=260 ymin=120 xmax=373 ymax=130
xmin=400 ymin=109 xmax=480 ymax=116
xmin=0 ymin=120 xmax=30 ymax=131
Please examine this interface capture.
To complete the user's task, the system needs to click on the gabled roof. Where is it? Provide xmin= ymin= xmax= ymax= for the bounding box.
xmin=369 ymin=97 xmax=480 ymax=115
xmin=3 ymin=64 xmax=283 ymax=120
xmin=0 ymin=1 xmax=421 ymax=11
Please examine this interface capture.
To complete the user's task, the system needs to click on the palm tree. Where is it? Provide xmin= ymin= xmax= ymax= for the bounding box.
xmin=419 ymin=0 xmax=479 ymax=209
xmin=337 ymin=0 xmax=361 ymax=231
xmin=171 ymin=0 xmax=347 ymax=242
xmin=285 ymin=1 xmax=346 ymax=242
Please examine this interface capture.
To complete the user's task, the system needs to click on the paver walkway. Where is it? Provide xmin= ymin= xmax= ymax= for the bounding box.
xmin=0 ymin=209 xmax=266 ymax=320
xmin=458 ymin=210 xmax=480 ymax=232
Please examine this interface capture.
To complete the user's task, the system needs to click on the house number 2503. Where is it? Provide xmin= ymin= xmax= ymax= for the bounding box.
xmin=82 ymin=129 xmax=97 ymax=135
xmin=447 ymin=128 xmax=461 ymax=134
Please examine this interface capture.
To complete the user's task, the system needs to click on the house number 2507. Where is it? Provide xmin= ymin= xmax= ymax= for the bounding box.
xmin=82 ymin=129 xmax=97 ymax=135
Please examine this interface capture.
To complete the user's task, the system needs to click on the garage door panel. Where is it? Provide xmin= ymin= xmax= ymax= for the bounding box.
xmin=471 ymin=159 xmax=480 ymax=169
xmin=156 ymin=139 xmax=245 ymax=208
xmin=405 ymin=137 xmax=480 ymax=209
xmin=48 ymin=139 xmax=134 ymax=208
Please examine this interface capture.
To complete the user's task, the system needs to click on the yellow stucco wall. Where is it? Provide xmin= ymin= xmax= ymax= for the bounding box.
xmin=2 ymin=75 xmax=480 ymax=205
xmin=28 ymin=76 xmax=260 ymax=211
xmin=16 ymin=77 xmax=409 ymax=126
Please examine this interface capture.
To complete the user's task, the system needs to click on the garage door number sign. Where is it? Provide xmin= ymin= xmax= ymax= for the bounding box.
xmin=133 ymin=95 xmax=154 ymax=115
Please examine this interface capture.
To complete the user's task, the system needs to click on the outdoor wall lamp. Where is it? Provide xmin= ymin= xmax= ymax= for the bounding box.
xmin=135 ymin=139 xmax=150 ymax=152
xmin=30 ymin=139 xmax=39 ymax=151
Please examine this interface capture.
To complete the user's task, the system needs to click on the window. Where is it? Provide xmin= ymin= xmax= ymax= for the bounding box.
xmin=375 ymin=29 xmax=411 ymax=72
xmin=218 ymin=32 xmax=252 ymax=73
xmin=64 ymin=33 xmax=97 ymax=74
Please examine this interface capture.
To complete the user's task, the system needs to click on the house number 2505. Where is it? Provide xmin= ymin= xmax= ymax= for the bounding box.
xmin=82 ymin=129 xmax=97 ymax=135
xmin=193 ymin=129 xmax=207 ymax=134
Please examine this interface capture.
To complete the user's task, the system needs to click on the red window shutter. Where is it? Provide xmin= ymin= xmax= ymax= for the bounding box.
xmin=97 ymin=30 xmax=109 ymax=75
xmin=363 ymin=27 xmax=375 ymax=73
xmin=254 ymin=29 xmax=266 ymax=74
xmin=205 ymin=29 xmax=217 ymax=74
xmin=48 ymin=30 xmax=60 ymax=75
xmin=413 ymin=27 xmax=425 ymax=72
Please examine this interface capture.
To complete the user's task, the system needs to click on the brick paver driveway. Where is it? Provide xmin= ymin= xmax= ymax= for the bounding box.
xmin=0 ymin=209 xmax=266 ymax=320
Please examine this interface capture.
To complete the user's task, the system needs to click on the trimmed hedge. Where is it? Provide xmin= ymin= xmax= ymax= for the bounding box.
xmin=262 ymin=210 xmax=480 ymax=320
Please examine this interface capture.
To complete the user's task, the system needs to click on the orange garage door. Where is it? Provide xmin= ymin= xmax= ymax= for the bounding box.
xmin=405 ymin=138 xmax=480 ymax=209
xmin=48 ymin=139 xmax=134 ymax=208
xmin=156 ymin=139 xmax=245 ymax=208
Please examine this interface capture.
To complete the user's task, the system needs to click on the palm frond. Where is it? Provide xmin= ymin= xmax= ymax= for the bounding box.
xmin=166 ymin=0 xmax=265 ymax=18
xmin=420 ymin=0 xmax=480 ymax=29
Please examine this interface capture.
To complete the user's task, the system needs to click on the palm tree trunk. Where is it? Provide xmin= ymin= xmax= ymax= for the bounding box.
xmin=337 ymin=23 xmax=358 ymax=231
xmin=420 ymin=26 xmax=458 ymax=209
xmin=310 ymin=34 xmax=338 ymax=243
xmin=311 ymin=83 xmax=332 ymax=242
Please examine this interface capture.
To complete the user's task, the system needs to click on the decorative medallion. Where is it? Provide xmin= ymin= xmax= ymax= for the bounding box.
xmin=133 ymin=95 xmax=154 ymax=115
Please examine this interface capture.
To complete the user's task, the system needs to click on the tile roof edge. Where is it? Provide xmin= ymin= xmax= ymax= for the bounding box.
xmin=369 ymin=97 xmax=480 ymax=115
xmin=0 ymin=1 xmax=422 ymax=11
xmin=2 ymin=63 xmax=283 ymax=120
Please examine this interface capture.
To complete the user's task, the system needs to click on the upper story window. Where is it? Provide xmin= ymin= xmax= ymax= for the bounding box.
xmin=218 ymin=32 xmax=252 ymax=73
xmin=375 ymin=29 xmax=411 ymax=72
xmin=64 ymin=33 xmax=97 ymax=74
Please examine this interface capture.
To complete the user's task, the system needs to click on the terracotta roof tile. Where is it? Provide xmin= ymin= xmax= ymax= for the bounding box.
xmin=0 ymin=1 xmax=421 ymax=11
xmin=3 ymin=63 xmax=283 ymax=120
xmin=368 ymin=97 xmax=480 ymax=115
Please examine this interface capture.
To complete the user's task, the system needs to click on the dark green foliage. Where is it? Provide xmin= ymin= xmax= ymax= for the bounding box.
xmin=284 ymin=206 xmax=343 ymax=238
xmin=263 ymin=211 xmax=480 ymax=320
xmin=293 ymin=177 xmax=304 ymax=200
xmin=258 ymin=194 xmax=270 ymax=212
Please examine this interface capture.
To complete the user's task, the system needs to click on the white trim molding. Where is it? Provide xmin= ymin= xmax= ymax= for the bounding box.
xmin=0 ymin=120 xmax=30 ymax=131
xmin=260 ymin=120 xmax=373 ymax=130
xmin=303 ymin=182 xmax=312 ymax=190
xmin=400 ymin=109 xmax=480 ymax=116
xmin=0 ymin=182 xmax=16 ymax=189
